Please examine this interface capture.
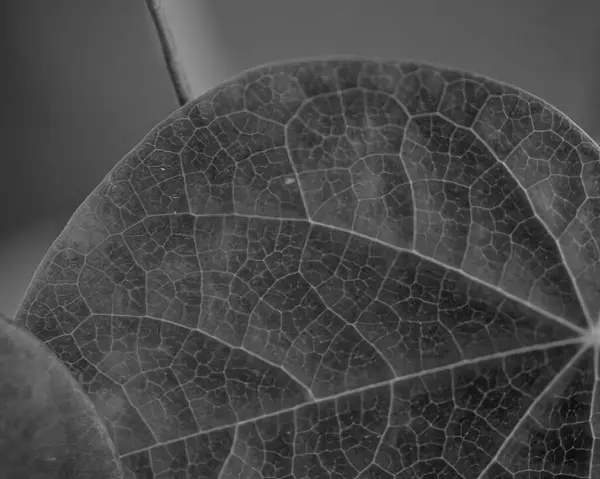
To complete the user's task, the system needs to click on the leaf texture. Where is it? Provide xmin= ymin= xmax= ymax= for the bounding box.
xmin=15 ymin=58 xmax=600 ymax=478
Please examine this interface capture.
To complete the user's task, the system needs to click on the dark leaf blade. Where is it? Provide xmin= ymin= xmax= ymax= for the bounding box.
xmin=15 ymin=58 xmax=600 ymax=478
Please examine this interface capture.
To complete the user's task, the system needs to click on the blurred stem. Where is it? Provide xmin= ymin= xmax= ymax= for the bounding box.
xmin=145 ymin=0 xmax=193 ymax=107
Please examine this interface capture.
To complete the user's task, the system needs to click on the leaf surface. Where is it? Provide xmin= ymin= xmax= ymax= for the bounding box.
xmin=16 ymin=58 xmax=600 ymax=478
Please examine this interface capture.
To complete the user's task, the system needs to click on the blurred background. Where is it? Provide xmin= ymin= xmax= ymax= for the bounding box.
xmin=1 ymin=0 xmax=599 ymax=318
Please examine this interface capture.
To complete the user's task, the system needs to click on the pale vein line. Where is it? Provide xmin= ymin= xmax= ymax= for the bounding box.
xmin=476 ymin=342 xmax=589 ymax=479
xmin=589 ymin=342 xmax=600 ymax=479
xmin=120 ymin=336 xmax=583 ymax=459
xmin=129 ymin=210 xmax=588 ymax=337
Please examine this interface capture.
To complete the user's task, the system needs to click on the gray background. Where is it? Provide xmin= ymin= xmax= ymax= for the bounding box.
xmin=1 ymin=0 xmax=599 ymax=317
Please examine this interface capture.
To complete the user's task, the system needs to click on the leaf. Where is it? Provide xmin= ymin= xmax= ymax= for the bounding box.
xmin=15 ymin=58 xmax=600 ymax=478
xmin=0 ymin=315 xmax=122 ymax=478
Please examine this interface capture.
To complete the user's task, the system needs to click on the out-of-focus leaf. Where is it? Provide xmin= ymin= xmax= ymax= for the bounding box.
xmin=0 ymin=315 xmax=122 ymax=478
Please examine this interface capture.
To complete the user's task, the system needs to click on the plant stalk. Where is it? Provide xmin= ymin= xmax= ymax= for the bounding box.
xmin=145 ymin=0 xmax=193 ymax=107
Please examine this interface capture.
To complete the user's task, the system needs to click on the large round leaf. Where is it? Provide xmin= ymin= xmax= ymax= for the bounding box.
xmin=16 ymin=58 xmax=600 ymax=478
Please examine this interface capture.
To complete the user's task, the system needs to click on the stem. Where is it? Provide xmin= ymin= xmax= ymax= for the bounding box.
xmin=145 ymin=0 xmax=193 ymax=107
